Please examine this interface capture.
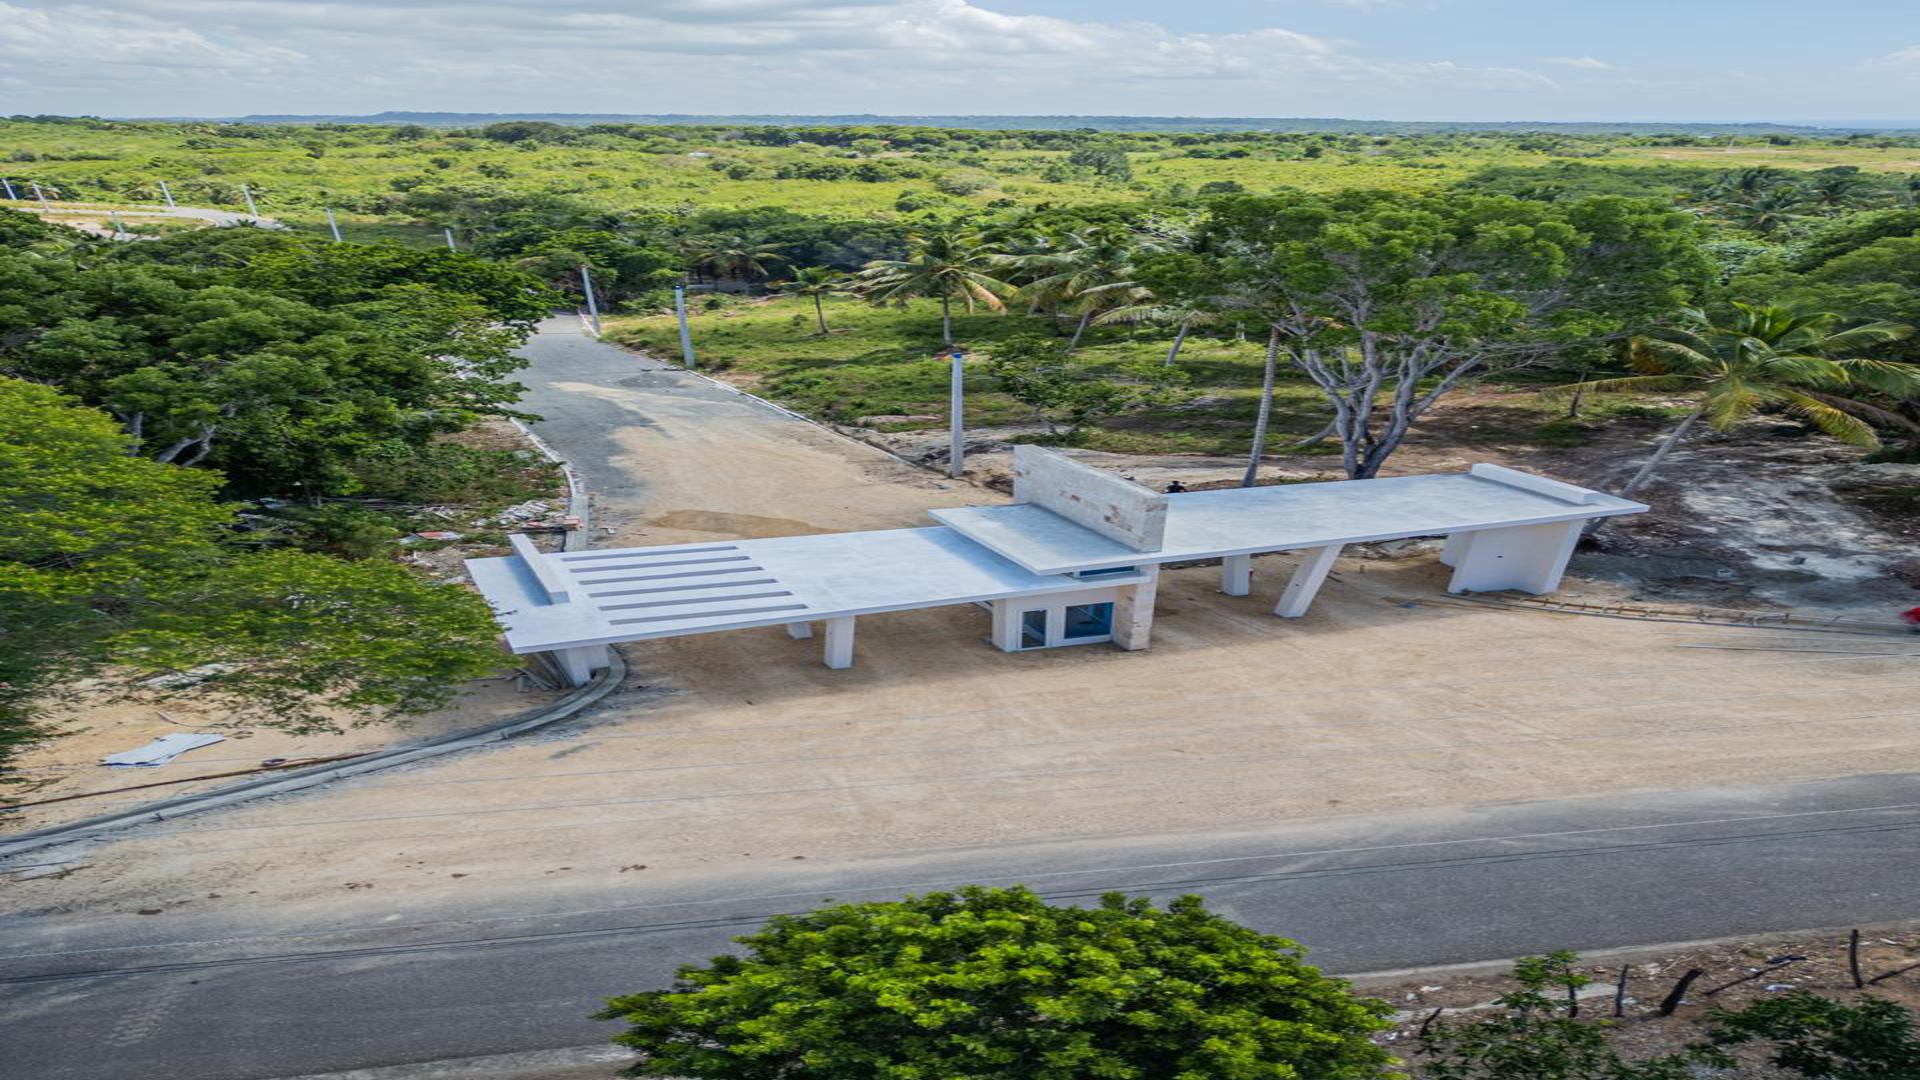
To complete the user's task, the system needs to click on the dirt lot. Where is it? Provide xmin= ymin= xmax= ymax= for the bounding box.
xmin=9 ymin=345 xmax=1918 ymax=928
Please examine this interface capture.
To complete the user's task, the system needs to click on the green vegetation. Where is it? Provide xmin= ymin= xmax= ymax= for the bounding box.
xmin=597 ymin=886 xmax=1393 ymax=1080
xmin=0 ymin=207 xmax=556 ymax=778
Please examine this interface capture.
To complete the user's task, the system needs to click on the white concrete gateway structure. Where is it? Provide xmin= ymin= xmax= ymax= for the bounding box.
xmin=465 ymin=448 xmax=1646 ymax=684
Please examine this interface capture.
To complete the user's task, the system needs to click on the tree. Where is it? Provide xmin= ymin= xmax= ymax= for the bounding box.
xmin=682 ymin=235 xmax=789 ymax=284
xmin=853 ymin=228 xmax=1013 ymax=345
xmin=1191 ymin=192 xmax=1708 ymax=479
xmin=780 ymin=266 xmax=846 ymax=334
xmin=1555 ymin=303 xmax=1918 ymax=496
xmin=1698 ymin=991 xmax=1920 ymax=1079
xmin=0 ymin=380 xmax=507 ymax=777
xmin=1720 ymin=186 xmax=1815 ymax=236
xmin=597 ymin=886 xmax=1392 ymax=1080
xmin=986 ymin=335 xmax=1188 ymax=440
xmin=1417 ymin=953 xmax=1700 ymax=1080
xmin=1006 ymin=228 xmax=1155 ymax=354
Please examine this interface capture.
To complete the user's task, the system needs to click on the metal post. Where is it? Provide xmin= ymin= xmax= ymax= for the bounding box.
xmin=948 ymin=348 xmax=967 ymax=479
xmin=1 ymin=178 xmax=16 ymax=200
xmin=31 ymin=181 xmax=49 ymax=209
xmin=580 ymin=265 xmax=602 ymax=335
xmin=110 ymin=212 xmax=128 ymax=240
xmin=673 ymin=284 xmax=696 ymax=368
xmin=444 ymin=227 xmax=457 ymax=252
xmin=325 ymin=207 xmax=343 ymax=243
xmin=158 ymin=180 xmax=175 ymax=208
xmin=241 ymin=184 xmax=259 ymax=217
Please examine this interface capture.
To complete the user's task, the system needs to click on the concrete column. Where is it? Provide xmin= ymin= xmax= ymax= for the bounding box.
xmin=989 ymin=600 xmax=1023 ymax=652
xmin=555 ymin=644 xmax=610 ymax=686
xmin=1113 ymin=567 xmax=1160 ymax=651
xmin=785 ymin=622 xmax=813 ymax=640
xmin=1220 ymin=554 xmax=1252 ymax=596
xmin=1446 ymin=520 xmax=1584 ymax=595
xmin=1274 ymin=544 xmax=1344 ymax=618
xmin=1438 ymin=532 xmax=1468 ymax=567
xmin=823 ymin=616 xmax=856 ymax=669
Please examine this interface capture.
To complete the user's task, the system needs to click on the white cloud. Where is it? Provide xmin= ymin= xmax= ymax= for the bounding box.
xmin=1546 ymin=56 xmax=1612 ymax=70
xmin=0 ymin=0 xmax=1566 ymax=116
xmin=1865 ymin=45 xmax=1920 ymax=69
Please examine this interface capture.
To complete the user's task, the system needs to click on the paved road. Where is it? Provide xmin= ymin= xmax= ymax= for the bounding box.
xmin=5 ymin=772 xmax=1920 ymax=1079
xmin=5 ymin=321 xmax=1916 ymax=1079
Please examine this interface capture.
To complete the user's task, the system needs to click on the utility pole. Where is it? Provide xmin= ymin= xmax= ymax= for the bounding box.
xmin=674 ymin=284 xmax=696 ymax=368
xmin=580 ymin=265 xmax=602 ymax=335
xmin=1 ymin=178 xmax=16 ymax=200
xmin=110 ymin=212 xmax=129 ymax=240
xmin=241 ymin=183 xmax=259 ymax=217
xmin=158 ymin=180 xmax=176 ymax=208
xmin=30 ymin=181 xmax=49 ymax=209
xmin=947 ymin=346 xmax=969 ymax=479
xmin=325 ymin=207 xmax=343 ymax=243
xmin=444 ymin=227 xmax=457 ymax=252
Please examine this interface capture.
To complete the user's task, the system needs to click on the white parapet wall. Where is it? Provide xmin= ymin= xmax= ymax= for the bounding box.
xmin=1013 ymin=445 xmax=1167 ymax=554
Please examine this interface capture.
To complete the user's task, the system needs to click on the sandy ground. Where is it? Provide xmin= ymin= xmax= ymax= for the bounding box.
xmin=10 ymin=331 xmax=1918 ymax=926
xmin=2 ymin=679 xmax=562 ymax=833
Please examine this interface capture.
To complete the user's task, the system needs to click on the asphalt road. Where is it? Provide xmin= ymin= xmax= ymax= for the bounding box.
xmin=5 ymin=321 xmax=1916 ymax=1079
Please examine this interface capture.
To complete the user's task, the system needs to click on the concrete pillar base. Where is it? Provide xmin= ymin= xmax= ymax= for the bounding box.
xmin=1446 ymin=520 xmax=1584 ymax=595
xmin=823 ymin=616 xmax=856 ymax=669
xmin=1114 ymin=567 xmax=1160 ymax=650
xmin=785 ymin=622 xmax=813 ymax=640
xmin=1221 ymin=554 xmax=1252 ymax=596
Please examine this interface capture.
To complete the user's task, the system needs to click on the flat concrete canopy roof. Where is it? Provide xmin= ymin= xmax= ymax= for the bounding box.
xmin=931 ymin=467 xmax=1647 ymax=575
xmin=466 ymin=526 xmax=1146 ymax=655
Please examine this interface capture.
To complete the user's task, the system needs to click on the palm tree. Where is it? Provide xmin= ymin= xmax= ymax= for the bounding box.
xmin=1094 ymin=301 xmax=1219 ymax=366
xmin=1005 ymin=229 xmax=1153 ymax=354
xmin=1556 ymin=303 xmax=1919 ymax=496
xmin=781 ymin=266 xmax=846 ymax=334
xmin=683 ymin=235 xmax=788 ymax=285
xmin=852 ymin=229 xmax=1012 ymax=345
xmin=1719 ymin=187 xmax=1814 ymax=236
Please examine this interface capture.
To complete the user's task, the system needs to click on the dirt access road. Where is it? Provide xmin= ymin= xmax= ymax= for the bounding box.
xmin=6 ymin=319 xmax=1920 ymax=1079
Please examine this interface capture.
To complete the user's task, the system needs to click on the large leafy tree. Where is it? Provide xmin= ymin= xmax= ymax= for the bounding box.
xmin=854 ymin=228 xmax=1013 ymax=345
xmin=1175 ymin=192 xmax=1708 ymax=479
xmin=1557 ymin=303 xmax=1918 ymax=495
xmin=598 ymin=886 xmax=1391 ymax=1080
xmin=0 ymin=380 xmax=506 ymax=778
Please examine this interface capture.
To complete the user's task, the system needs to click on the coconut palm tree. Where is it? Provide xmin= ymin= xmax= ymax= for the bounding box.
xmin=683 ymin=235 xmax=788 ymax=285
xmin=1094 ymin=300 xmax=1219 ymax=366
xmin=1556 ymin=303 xmax=1919 ymax=496
xmin=1719 ymin=186 xmax=1814 ymax=236
xmin=781 ymin=266 xmax=846 ymax=334
xmin=1006 ymin=229 xmax=1154 ymax=354
xmin=852 ymin=229 xmax=1012 ymax=345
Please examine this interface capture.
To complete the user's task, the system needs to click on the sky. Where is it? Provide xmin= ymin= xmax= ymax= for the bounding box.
xmin=3 ymin=0 xmax=1918 ymax=124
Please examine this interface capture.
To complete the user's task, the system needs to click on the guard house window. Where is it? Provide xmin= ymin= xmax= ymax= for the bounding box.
xmin=1062 ymin=603 xmax=1114 ymax=641
xmin=1020 ymin=609 xmax=1048 ymax=649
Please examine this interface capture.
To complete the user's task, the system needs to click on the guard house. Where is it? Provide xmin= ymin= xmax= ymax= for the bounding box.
xmin=464 ymin=448 xmax=1646 ymax=685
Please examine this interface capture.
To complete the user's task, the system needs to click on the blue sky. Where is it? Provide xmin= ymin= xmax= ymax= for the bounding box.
xmin=3 ymin=0 xmax=1917 ymax=122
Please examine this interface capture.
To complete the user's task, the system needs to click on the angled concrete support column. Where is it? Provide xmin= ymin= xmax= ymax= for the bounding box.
xmin=555 ymin=644 xmax=610 ymax=687
xmin=823 ymin=616 xmax=856 ymax=669
xmin=1438 ymin=532 xmax=1468 ymax=567
xmin=1220 ymin=553 xmax=1253 ymax=596
xmin=1113 ymin=567 xmax=1160 ymax=650
xmin=785 ymin=622 xmax=813 ymax=640
xmin=1446 ymin=520 xmax=1584 ymax=595
xmin=1274 ymin=544 xmax=1343 ymax=618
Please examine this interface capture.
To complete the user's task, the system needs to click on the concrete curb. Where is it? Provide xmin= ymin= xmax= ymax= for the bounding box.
xmin=0 ymin=638 xmax=626 ymax=863
xmin=270 ymin=1044 xmax=632 ymax=1080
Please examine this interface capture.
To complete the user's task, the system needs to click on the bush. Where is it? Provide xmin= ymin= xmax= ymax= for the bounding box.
xmin=598 ymin=886 xmax=1391 ymax=1080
